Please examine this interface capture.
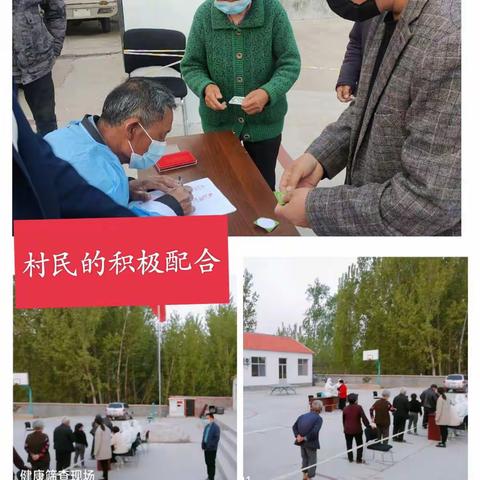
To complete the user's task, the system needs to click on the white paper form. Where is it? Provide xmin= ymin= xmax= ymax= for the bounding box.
xmin=138 ymin=177 xmax=237 ymax=216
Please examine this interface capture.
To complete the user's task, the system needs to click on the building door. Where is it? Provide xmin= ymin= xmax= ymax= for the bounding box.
xmin=279 ymin=358 xmax=287 ymax=380
xmin=185 ymin=399 xmax=195 ymax=417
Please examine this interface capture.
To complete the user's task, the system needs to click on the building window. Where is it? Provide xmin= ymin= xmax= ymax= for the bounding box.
xmin=298 ymin=358 xmax=309 ymax=376
xmin=279 ymin=358 xmax=287 ymax=379
xmin=251 ymin=357 xmax=266 ymax=377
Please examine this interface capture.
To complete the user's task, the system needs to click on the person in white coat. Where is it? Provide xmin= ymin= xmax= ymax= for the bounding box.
xmin=111 ymin=426 xmax=131 ymax=463
xmin=435 ymin=388 xmax=454 ymax=448
xmin=93 ymin=415 xmax=112 ymax=479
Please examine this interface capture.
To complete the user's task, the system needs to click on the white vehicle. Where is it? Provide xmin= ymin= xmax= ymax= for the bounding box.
xmin=444 ymin=374 xmax=468 ymax=392
xmin=105 ymin=402 xmax=132 ymax=420
xmin=65 ymin=0 xmax=118 ymax=33
xmin=112 ymin=419 xmax=144 ymax=442
xmin=111 ymin=419 xmax=146 ymax=455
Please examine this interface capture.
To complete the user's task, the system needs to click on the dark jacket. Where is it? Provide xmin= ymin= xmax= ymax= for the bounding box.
xmin=13 ymin=93 xmax=135 ymax=221
xmin=336 ymin=19 xmax=373 ymax=93
xmin=14 ymin=447 xmax=29 ymax=471
xmin=201 ymin=422 xmax=221 ymax=451
xmin=25 ymin=431 xmax=50 ymax=469
xmin=370 ymin=398 xmax=393 ymax=427
xmin=53 ymin=424 xmax=75 ymax=453
xmin=73 ymin=430 xmax=88 ymax=447
xmin=342 ymin=404 xmax=370 ymax=435
xmin=409 ymin=399 xmax=423 ymax=415
xmin=13 ymin=0 xmax=66 ymax=84
xmin=393 ymin=394 xmax=410 ymax=420
xmin=292 ymin=412 xmax=323 ymax=450
xmin=420 ymin=388 xmax=439 ymax=410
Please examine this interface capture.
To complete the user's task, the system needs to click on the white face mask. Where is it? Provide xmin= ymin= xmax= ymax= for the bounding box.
xmin=128 ymin=123 xmax=167 ymax=170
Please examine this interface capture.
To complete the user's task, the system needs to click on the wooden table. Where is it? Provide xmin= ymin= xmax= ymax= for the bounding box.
xmin=319 ymin=395 xmax=338 ymax=412
xmin=140 ymin=131 xmax=299 ymax=236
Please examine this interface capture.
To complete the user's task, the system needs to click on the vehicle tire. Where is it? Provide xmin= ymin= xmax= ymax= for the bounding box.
xmin=100 ymin=18 xmax=111 ymax=33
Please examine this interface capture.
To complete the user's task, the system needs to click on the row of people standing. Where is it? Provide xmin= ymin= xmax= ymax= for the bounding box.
xmin=23 ymin=415 xmax=113 ymax=479
xmin=282 ymin=382 xmax=461 ymax=480
xmin=340 ymin=384 xmax=458 ymax=470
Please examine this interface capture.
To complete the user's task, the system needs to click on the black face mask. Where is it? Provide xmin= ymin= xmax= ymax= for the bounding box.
xmin=326 ymin=0 xmax=381 ymax=22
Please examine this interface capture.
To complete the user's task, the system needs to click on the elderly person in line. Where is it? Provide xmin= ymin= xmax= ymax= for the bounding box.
xmin=45 ymin=78 xmax=193 ymax=216
xmin=292 ymin=399 xmax=323 ymax=480
xmin=420 ymin=383 xmax=439 ymax=428
xmin=181 ymin=0 xmax=301 ymax=190
xmin=94 ymin=415 xmax=112 ymax=480
xmin=53 ymin=417 xmax=74 ymax=471
xmin=342 ymin=393 xmax=371 ymax=464
xmin=392 ymin=388 xmax=410 ymax=442
xmin=435 ymin=387 xmax=457 ymax=448
xmin=370 ymin=389 xmax=395 ymax=444
xmin=24 ymin=420 xmax=50 ymax=473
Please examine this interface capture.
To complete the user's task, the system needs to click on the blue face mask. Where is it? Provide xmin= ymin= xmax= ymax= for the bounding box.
xmin=128 ymin=123 xmax=167 ymax=170
xmin=214 ymin=0 xmax=252 ymax=15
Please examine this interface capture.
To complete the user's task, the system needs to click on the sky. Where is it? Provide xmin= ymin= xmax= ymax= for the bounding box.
xmin=165 ymin=274 xmax=237 ymax=321
xmin=245 ymin=257 xmax=357 ymax=334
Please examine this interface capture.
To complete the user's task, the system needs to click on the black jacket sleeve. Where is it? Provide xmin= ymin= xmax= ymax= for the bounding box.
xmin=336 ymin=22 xmax=364 ymax=92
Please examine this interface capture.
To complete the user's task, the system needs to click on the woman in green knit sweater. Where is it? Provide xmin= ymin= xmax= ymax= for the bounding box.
xmin=181 ymin=0 xmax=301 ymax=189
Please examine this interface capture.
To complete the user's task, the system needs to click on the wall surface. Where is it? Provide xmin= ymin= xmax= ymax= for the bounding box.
xmin=169 ymin=396 xmax=233 ymax=416
xmin=280 ymin=0 xmax=334 ymax=19
xmin=14 ymin=402 xmax=168 ymax=418
xmin=244 ymin=350 xmax=313 ymax=387
xmin=315 ymin=374 xmax=447 ymax=389
xmin=14 ymin=397 xmax=233 ymax=419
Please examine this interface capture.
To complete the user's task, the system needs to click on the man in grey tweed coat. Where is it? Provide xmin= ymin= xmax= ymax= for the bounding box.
xmin=276 ymin=0 xmax=461 ymax=236
xmin=13 ymin=0 xmax=66 ymax=135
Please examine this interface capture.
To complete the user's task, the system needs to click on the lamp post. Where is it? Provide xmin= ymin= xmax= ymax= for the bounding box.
xmin=157 ymin=319 xmax=162 ymax=413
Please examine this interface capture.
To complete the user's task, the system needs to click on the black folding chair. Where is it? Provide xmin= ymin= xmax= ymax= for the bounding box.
xmin=123 ymin=28 xmax=189 ymax=134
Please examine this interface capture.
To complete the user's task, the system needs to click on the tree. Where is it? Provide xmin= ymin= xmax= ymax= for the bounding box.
xmin=329 ymin=257 xmax=468 ymax=376
xmin=14 ymin=302 xmax=238 ymax=406
xmin=243 ymin=269 xmax=259 ymax=332
xmin=271 ymin=258 xmax=468 ymax=377
xmin=276 ymin=322 xmax=303 ymax=340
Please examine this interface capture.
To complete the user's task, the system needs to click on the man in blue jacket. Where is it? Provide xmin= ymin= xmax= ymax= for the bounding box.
xmin=293 ymin=400 xmax=323 ymax=480
xmin=13 ymin=93 xmax=135 ymax=220
xmin=202 ymin=413 xmax=221 ymax=480
xmin=44 ymin=78 xmax=193 ymax=217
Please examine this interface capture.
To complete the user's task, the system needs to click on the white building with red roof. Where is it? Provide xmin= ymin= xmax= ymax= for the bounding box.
xmin=244 ymin=332 xmax=314 ymax=387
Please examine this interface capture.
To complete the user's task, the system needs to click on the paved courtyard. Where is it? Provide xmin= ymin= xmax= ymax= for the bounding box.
xmin=244 ymin=386 xmax=468 ymax=480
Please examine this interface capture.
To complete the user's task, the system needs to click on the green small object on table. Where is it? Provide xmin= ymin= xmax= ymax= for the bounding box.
xmin=274 ymin=190 xmax=286 ymax=206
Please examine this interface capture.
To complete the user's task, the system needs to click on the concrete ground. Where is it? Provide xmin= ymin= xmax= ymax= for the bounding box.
xmin=244 ymin=386 xmax=468 ymax=480
xmin=14 ymin=415 xmax=207 ymax=479
xmin=18 ymin=17 xmax=351 ymax=235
